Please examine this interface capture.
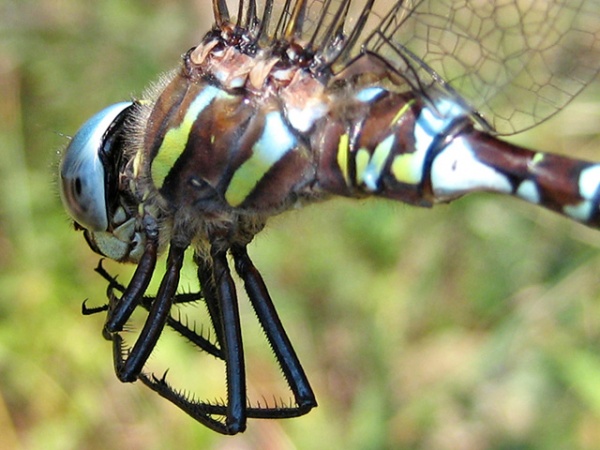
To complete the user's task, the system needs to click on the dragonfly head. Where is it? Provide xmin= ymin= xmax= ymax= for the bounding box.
xmin=59 ymin=102 xmax=147 ymax=263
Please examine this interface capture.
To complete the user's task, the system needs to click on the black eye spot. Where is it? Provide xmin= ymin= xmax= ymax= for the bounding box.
xmin=75 ymin=178 xmax=82 ymax=196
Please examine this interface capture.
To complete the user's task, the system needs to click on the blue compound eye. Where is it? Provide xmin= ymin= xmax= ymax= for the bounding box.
xmin=59 ymin=102 xmax=132 ymax=231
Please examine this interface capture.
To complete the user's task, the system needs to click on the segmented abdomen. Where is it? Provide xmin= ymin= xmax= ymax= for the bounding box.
xmin=316 ymin=86 xmax=600 ymax=228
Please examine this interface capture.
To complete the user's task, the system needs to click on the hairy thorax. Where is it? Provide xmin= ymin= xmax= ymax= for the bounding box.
xmin=125 ymin=32 xmax=338 ymax=247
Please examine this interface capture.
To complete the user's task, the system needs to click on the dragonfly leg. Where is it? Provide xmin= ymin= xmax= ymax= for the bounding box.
xmin=194 ymin=252 xmax=226 ymax=349
xmin=139 ymin=242 xmax=248 ymax=434
xmin=137 ymin=243 xmax=316 ymax=433
xmin=231 ymin=244 xmax=317 ymax=417
xmin=103 ymin=219 xmax=159 ymax=333
xmin=113 ymin=243 xmax=185 ymax=382
xmin=90 ymin=259 xmax=223 ymax=358
xmin=209 ymin=243 xmax=247 ymax=433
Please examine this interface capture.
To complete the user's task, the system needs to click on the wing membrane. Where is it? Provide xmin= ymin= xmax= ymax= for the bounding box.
xmin=361 ymin=0 xmax=600 ymax=134
xmin=214 ymin=0 xmax=600 ymax=135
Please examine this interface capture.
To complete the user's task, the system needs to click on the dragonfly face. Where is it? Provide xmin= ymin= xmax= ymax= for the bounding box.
xmin=59 ymin=102 xmax=149 ymax=263
xmin=59 ymin=0 xmax=600 ymax=435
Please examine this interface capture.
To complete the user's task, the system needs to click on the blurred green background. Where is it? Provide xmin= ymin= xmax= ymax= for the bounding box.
xmin=2 ymin=1 xmax=600 ymax=449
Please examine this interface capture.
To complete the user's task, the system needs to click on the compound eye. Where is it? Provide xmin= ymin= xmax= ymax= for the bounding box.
xmin=59 ymin=102 xmax=132 ymax=231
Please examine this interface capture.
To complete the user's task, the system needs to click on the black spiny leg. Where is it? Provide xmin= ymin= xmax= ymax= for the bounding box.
xmin=231 ymin=244 xmax=317 ymax=418
xmin=139 ymin=245 xmax=317 ymax=434
xmin=87 ymin=260 xmax=222 ymax=358
xmin=195 ymin=252 xmax=226 ymax=356
xmin=140 ymin=244 xmax=249 ymax=434
xmin=104 ymin=220 xmax=160 ymax=334
xmin=210 ymin=244 xmax=247 ymax=433
xmin=112 ymin=243 xmax=186 ymax=382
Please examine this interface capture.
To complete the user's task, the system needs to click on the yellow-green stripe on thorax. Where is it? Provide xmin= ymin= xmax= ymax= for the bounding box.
xmin=151 ymin=85 xmax=225 ymax=187
xmin=225 ymin=111 xmax=297 ymax=206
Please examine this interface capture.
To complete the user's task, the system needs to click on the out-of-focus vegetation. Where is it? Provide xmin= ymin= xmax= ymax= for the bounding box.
xmin=2 ymin=1 xmax=600 ymax=449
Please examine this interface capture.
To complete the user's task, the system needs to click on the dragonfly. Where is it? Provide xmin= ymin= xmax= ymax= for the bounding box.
xmin=58 ymin=0 xmax=600 ymax=435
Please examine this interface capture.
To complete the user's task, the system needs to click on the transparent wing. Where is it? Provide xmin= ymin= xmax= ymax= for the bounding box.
xmin=218 ymin=0 xmax=600 ymax=135
xmin=358 ymin=0 xmax=600 ymax=135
